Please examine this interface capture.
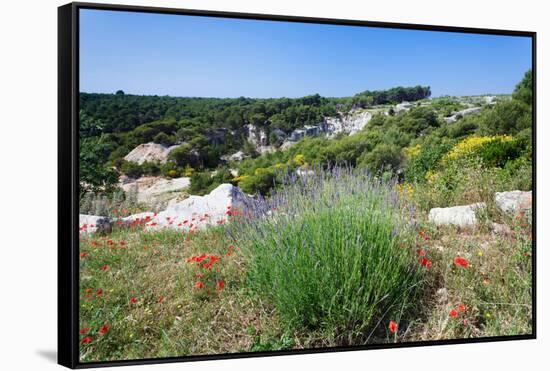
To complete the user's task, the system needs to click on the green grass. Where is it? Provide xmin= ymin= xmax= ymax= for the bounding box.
xmin=78 ymin=165 xmax=532 ymax=362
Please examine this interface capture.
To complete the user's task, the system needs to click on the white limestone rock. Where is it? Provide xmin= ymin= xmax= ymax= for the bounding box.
xmin=79 ymin=214 xmax=112 ymax=234
xmin=123 ymin=142 xmax=179 ymax=165
xmin=495 ymin=190 xmax=532 ymax=213
xmin=428 ymin=203 xmax=486 ymax=227
xmin=123 ymin=183 xmax=248 ymax=231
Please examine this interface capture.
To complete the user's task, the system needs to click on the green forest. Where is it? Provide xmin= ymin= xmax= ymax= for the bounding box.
xmin=79 ymin=85 xmax=432 ymax=196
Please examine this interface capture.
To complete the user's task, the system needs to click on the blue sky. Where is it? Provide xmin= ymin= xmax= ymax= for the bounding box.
xmin=80 ymin=9 xmax=532 ymax=98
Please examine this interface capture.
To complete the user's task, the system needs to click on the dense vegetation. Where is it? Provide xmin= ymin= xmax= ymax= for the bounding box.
xmin=230 ymin=71 xmax=531 ymax=196
xmin=79 ymin=86 xmax=430 ymax=196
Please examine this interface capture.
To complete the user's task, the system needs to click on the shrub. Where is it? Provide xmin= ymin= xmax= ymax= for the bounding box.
xmin=230 ymin=167 xmax=422 ymax=344
xmin=238 ymin=167 xmax=277 ymax=195
xmin=140 ymin=161 xmax=161 ymax=176
xmin=440 ymin=135 xmax=512 ymax=164
xmin=358 ymin=143 xmax=404 ymax=174
xmin=160 ymin=162 xmax=178 ymax=178
xmin=120 ymin=160 xmax=143 ymax=179
xmin=189 ymin=168 xmax=234 ymax=195
xmin=404 ymin=141 xmax=453 ymax=183
xmin=153 ymin=132 xmax=176 ymax=146
xmin=476 ymin=137 xmax=525 ymax=168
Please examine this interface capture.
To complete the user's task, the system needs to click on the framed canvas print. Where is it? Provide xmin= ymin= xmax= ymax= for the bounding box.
xmin=58 ymin=2 xmax=536 ymax=368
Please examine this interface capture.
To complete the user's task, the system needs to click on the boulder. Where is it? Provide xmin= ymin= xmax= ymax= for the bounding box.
xmin=79 ymin=214 xmax=112 ymax=234
xmin=121 ymin=176 xmax=190 ymax=205
xmin=123 ymin=142 xmax=179 ymax=165
xmin=495 ymin=190 xmax=532 ymax=213
xmin=428 ymin=203 xmax=485 ymax=227
xmin=123 ymin=183 xmax=249 ymax=231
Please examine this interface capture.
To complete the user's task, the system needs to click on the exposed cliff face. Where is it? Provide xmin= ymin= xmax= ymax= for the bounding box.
xmin=246 ymin=109 xmax=374 ymax=152
xmin=324 ymin=110 xmax=372 ymax=137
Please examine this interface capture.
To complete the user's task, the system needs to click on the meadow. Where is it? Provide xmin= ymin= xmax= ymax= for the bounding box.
xmin=78 ymin=165 xmax=532 ymax=362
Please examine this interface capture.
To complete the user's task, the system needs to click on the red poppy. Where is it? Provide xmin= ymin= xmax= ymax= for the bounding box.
xmin=157 ymin=296 xmax=165 ymax=303
xmin=96 ymin=289 xmax=103 ymax=297
xmin=100 ymin=265 xmax=109 ymax=271
xmin=388 ymin=320 xmax=397 ymax=334
xmin=453 ymin=256 xmax=468 ymax=268
xmin=119 ymin=241 xmax=125 ymax=246
xmin=419 ymin=257 xmax=432 ymax=268
xmin=195 ymin=254 xmax=207 ymax=263
xmin=457 ymin=304 xmax=466 ymax=313
xmin=217 ymin=280 xmax=224 ymax=290
xmin=107 ymin=240 xmax=114 ymax=246
xmin=449 ymin=309 xmax=458 ymax=318
xmin=80 ymin=252 xmax=86 ymax=258
xmin=129 ymin=297 xmax=138 ymax=304
xmin=416 ymin=249 xmax=426 ymax=256
xmin=85 ymin=288 xmax=91 ymax=298
xmin=81 ymin=337 xmax=91 ymax=345
xmin=79 ymin=328 xmax=90 ymax=334
xmin=196 ymin=281 xmax=203 ymax=289
xmin=98 ymin=324 xmax=109 ymax=334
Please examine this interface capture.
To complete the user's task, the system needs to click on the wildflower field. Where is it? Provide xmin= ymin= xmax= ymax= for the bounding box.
xmin=79 ymin=165 xmax=532 ymax=362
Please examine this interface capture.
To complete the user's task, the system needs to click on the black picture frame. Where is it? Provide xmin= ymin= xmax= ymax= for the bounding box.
xmin=58 ymin=2 xmax=537 ymax=368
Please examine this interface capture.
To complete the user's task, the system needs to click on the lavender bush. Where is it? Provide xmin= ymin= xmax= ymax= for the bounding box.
xmin=229 ymin=166 xmax=423 ymax=345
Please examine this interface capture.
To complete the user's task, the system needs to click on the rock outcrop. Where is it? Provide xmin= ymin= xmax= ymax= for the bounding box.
xmin=123 ymin=183 xmax=248 ymax=231
xmin=79 ymin=214 xmax=112 ymax=234
xmin=428 ymin=203 xmax=485 ymax=227
xmin=124 ymin=142 xmax=179 ymax=164
xmin=79 ymin=183 xmax=250 ymax=234
xmin=443 ymin=107 xmax=482 ymax=124
xmin=495 ymin=190 xmax=532 ymax=213
xmin=325 ymin=110 xmax=373 ymax=137
xmin=121 ymin=176 xmax=190 ymax=205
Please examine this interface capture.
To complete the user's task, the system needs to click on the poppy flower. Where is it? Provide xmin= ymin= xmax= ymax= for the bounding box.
xmin=85 ymin=288 xmax=91 ymax=298
xmin=119 ymin=241 xmax=125 ymax=246
xmin=196 ymin=281 xmax=203 ymax=289
xmin=80 ymin=252 xmax=86 ymax=258
xmin=157 ymin=296 xmax=165 ymax=303
xmin=98 ymin=324 xmax=109 ymax=334
xmin=80 ymin=328 xmax=90 ymax=334
xmin=216 ymin=280 xmax=224 ymax=290
xmin=100 ymin=265 xmax=109 ymax=271
xmin=96 ymin=289 xmax=103 ymax=297
xmin=416 ymin=249 xmax=426 ymax=256
xmin=81 ymin=337 xmax=91 ymax=345
xmin=453 ymin=256 xmax=468 ymax=268
xmin=449 ymin=309 xmax=458 ymax=318
xmin=388 ymin=320 xmax=397 ymax=333
xmin=129 ymin=297 xmax=138 ymax=304
xmin=419 ymin=257 xmax=432 ymax=268
xmin=457 ymin=304 xmax=466 ymax=313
